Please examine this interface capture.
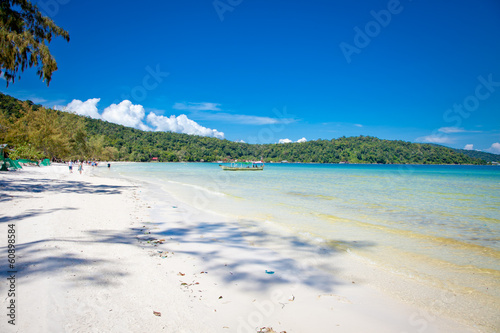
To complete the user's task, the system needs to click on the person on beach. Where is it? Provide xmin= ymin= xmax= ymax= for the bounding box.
xmin=78 ymin=162 xmax=83 ymax=174
xmin=107 ymin=163 xmax=111 ymax=169
xmin=69 ymin=161 xmax=73 ymax=173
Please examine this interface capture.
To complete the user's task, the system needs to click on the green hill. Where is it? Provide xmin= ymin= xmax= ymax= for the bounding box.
xmin=453 ymin=149 xmax=499 ymax=163
xmin=0 ymin=92 xmax=487 ymax=165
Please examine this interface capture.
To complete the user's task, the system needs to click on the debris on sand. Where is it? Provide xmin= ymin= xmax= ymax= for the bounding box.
xmin=257 ymin=327 xmax=287 ymax=333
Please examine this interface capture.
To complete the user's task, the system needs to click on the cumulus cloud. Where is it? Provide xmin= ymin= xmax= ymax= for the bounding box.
xmin=464 ymin=144 xmax=474 ymax=150
xmin=278 ymin=138 xmax=292 ymax=144
xmin=56 ymin=98 xmax=224 ymax=139
xmin=55 ymin=98 xmax=101 ymax=119
xmin=102 ymin=100 xmax=150 ymax=131
xmin=147 ymin=113 xmax=224 ymax=139
xmin=173 ymin=102 xmax=221 ymax=111
xmin=486 ymin=142 xmax=500 ymax=154
xmin=279 ymin=137 xmax=307 ymax=144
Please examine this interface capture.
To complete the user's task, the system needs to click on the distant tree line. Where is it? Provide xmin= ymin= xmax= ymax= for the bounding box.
xmin=0 ymin=92 xmax=488 ymax=165
xmin=453 ymin=148 xmax=499 ymax=163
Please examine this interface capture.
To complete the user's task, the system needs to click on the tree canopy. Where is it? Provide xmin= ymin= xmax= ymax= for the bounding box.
xmin=0 ymin=0 xmax=70 ymax=86
xmin=0 ymin=92 xmax=491 ymax=165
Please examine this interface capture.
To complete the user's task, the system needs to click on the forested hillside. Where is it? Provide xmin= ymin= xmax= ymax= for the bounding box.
xmin=0 ymin=92 xmax=487 ymax=164
xmin=454 ymin=148 xmax=499 ymax=163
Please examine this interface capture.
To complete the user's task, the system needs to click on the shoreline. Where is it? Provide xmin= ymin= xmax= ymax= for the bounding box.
xmin=107 ymin=161 xmax=496 ymax=166
xmin=0 ymin=164 xmax=489 ymax=332
xmin=121 ymin=163 xmax=498 ymax=332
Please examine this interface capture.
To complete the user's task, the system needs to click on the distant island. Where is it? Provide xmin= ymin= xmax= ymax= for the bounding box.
xmin=0 ymin=92 xmax=497 ymax=165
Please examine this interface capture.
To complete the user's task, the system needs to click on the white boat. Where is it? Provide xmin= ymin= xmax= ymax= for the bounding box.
xmin=219 ymin=161 xmax=264 ymax=171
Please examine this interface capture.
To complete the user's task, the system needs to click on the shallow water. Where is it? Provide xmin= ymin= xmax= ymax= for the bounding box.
xmin=104 ymin=162 xmax=500 ymax=301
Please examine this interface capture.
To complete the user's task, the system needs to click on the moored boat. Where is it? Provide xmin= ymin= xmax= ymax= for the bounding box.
xmin=219 ymin=161 xmax=264 ymax=171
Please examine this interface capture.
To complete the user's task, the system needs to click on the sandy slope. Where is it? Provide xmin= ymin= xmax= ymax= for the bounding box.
xmin=0 ymin=164 xmax=478 ymax=332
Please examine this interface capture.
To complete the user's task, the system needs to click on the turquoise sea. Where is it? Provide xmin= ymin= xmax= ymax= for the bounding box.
xmin=104 ymin=163 xmax=500 ymax=303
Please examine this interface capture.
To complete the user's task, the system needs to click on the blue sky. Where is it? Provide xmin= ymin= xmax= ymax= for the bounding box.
xmin=2 ymin=0 xmax=500 ymax=152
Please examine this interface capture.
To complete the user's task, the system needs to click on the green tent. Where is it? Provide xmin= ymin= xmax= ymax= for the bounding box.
xmin=0 ymin=144 xmax=12 ymax=171
xmin=17 ymin=159 xmax=39 ymax=166
xmin=5 ymin=158 xmax=22 ymax=169
xmin=1 ymin=157 xmax=22 ymax=170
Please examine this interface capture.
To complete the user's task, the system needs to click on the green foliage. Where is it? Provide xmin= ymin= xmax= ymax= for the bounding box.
xmin=80 ymin=115 xmax=486 ymax=164
xmin=453 ymin=148 xmax=499 ymax=163
xmin=0 ymin=0 xmax=70 ymax=86
xmin=3 ymin=101 xmax=70 ymax=159
xmin=0 ymin=92 xmax=488 ymax=165
xmin=0 ymin=93 xmax=94 ymax=160
xmin=65 ymin=117 xmax=89 ymax=160
xmin=8 ymin=142 xmax=43 ymax=160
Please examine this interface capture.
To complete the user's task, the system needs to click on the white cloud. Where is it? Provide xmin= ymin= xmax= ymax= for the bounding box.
xmin=102 ymin=100 xmax=150 ymax=131
xmin=173 ymin=102 xmax=221 ymax=111
xmin=49 ymin=99 xmax=67 ymax=108
xmin=238 ymin=140 xmax=246 ymax=143
xmin=0 ymin=72 xmax=5 ymax=80
xmin=438 ymin=127 xmax=481 ymax=133
xmin=464 ymin=144 xmax=474 ymax=150
xmin=55 ymin=98 xmax=101 ymax=119
xmin=438 ymin=127 xmax=465 ymax=134
xmin=55 ymin=98 xmax=225 ymax=138
xmin=415 ymin=135 xmax=453 ymax=144
xmin=354 ymin=124 xmax=363 ymax=127
xmin=174 ymin=102 xmax=296 ymax=125
xmin=147 ymin=113 xmax=224 ymax=139
xmin=211 ymin=113 xmax=293 ymax=125
xmin=279 ymin=137 xmax=307 ymax=143
xmin=30 ymin=97 xmax=48 ymax=104
xmin=486 ymin=142 xmax=500 ymax=154
xmin=279 ymin=138 xmax=292 ymax=144
xmin=192 ymin=111 xmax=295 ymax=125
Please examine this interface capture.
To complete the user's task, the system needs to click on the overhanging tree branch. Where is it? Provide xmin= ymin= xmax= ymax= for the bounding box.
xmin=0 ymin=0 xmax=70 ymax=86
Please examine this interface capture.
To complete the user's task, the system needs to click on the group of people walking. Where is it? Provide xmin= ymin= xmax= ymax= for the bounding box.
xmin=68 ymin=160 xmax=102 ymax=174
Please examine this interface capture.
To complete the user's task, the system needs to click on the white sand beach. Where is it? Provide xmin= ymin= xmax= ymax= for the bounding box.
xmin=0 ymin=164 xmax=483 ymax=332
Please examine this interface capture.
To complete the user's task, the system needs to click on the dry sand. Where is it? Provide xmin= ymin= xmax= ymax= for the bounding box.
xmin=0 ymin=164 xmax=480 ymax=332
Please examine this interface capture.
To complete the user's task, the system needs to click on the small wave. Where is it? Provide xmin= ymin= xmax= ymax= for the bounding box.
xmin=167 ymin=180 xmax=227 ymax=197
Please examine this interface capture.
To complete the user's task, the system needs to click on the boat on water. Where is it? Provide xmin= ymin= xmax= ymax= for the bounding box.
xmin=219 ymin=161 xmax=264 ymax=171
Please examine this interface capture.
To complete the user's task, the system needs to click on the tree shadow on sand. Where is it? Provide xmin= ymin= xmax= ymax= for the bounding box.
xmin=0 ymin=178 xmax=136 ymax=287
xmin=148 ymin=220 xmax=375 ymax=294
xmin=0 ymin=216 xmax=375 ymax=295
xmin=0 ymin=226 xmax=137 ymax=287
xmin=0 ymin=177 xmax=134 ymax=203
xmin=0 ymin=207 xmax=78 ymax=224
xmin=0 ymin=173 xmax=375 ymax=295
